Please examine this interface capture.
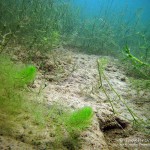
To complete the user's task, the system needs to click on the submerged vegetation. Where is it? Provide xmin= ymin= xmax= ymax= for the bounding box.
xmin=0 ymin=0 xmax=150 ymax=149
xmin=0 ymin=0 xmax=149 ymax=77
xmin=0 ymin=0 xmax=150 ymax=62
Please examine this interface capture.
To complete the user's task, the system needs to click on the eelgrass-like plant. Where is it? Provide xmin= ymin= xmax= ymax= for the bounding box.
xmin=122 ymin=45 xmax=150 ymax=79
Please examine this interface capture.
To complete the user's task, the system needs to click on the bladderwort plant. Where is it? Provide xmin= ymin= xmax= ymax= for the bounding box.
xmin=60 ymin=106 xmax=93 ymax=149
xmin=15 ymin=65 xmax=36 ymax=87
xmin=65 ymin=106 xmax=93 ymax=137
xmin=0 ymin=55 xmax=36 ymax=129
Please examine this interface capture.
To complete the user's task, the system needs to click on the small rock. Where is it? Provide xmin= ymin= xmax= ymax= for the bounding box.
xmin=11 ymin=55 xmax=18 ymax=61
xmin=28 ymin=131 xmax=32 ymax=134
xmin=120 ymin=76 xmax=126 ymax=82
xmin=112 ymin=68 xmax=117 ymax=72
xmin=107 ymin=65 xmax=113 ymax=68
xmin=30 ymin=84 xmax=37 ymax=88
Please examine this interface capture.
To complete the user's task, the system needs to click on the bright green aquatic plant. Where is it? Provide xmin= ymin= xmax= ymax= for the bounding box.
xmin=55 ymin=106 xmax=94 ymax=149
xmin=65 ymin=107 xmax=93 ymax=136
xmin=15 ymin=65 xmax=36 ymax=87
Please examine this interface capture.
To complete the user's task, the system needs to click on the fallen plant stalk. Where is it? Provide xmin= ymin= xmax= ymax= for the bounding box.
xmin=97 ymin=58 xmax=148 ymax=128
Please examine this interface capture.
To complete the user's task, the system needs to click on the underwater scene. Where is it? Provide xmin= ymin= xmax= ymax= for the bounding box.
xmin=0 ymin=0 xmax=150 ymax=149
